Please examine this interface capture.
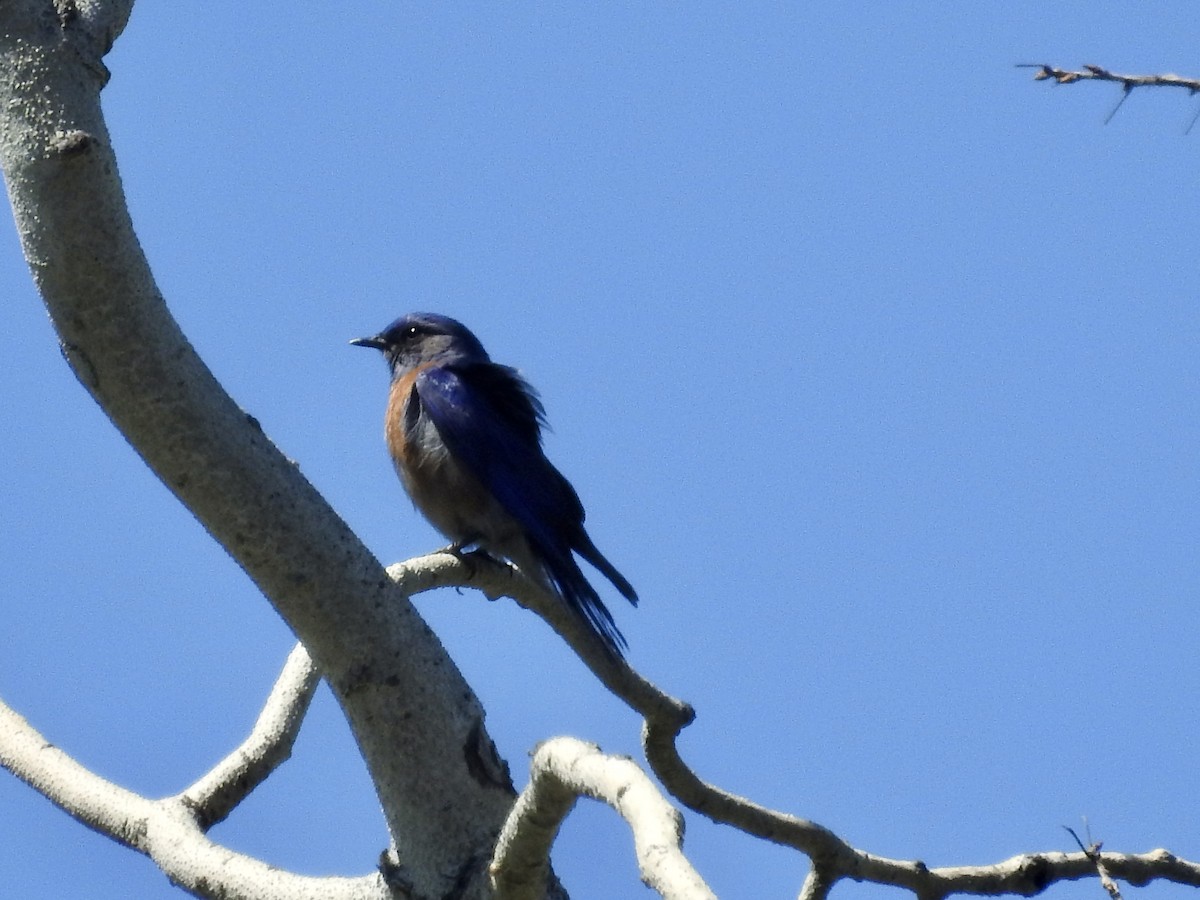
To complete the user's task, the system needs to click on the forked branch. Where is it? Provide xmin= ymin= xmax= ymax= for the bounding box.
xmin=179 ymin=643 xmax=320 ymax=830
xmin=0 ymin=656 xmax=384 ymax=900
xmin=490 ymin=736 xmax=714 ymax=900
xmin=395 ymin=551 xmax=1200 ymax=899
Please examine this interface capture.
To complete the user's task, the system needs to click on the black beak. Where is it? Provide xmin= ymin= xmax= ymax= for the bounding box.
xmin=349 ymin=335 xmax=386 ymax=350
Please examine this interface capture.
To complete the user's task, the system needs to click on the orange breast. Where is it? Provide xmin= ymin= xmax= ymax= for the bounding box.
xmin=384 ymin=364 xmax=427 ymax=473
xmin=383 ymin=363 xmax=492 ymax=541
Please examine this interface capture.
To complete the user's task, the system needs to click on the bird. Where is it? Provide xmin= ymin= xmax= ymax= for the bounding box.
xmin=351 ymin=312 xmax=638 ymax=658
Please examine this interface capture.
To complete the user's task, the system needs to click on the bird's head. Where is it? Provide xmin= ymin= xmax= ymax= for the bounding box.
xmin=350 ymin=312 xmax=490 ymax=375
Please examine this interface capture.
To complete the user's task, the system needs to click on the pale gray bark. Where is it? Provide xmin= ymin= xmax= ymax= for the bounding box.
xmin=491 ymin=737 xmax=715 ymax=900
xmin=0 ymin=2 xmax=514 ymax=896
xmin=0 ymin=678 xmax=388 ymax=900
xmin=4 ymin=5 xmax=1200 ymax=900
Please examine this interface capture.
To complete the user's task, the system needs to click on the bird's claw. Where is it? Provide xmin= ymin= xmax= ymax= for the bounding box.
xmin=436 ymin=541 xmax=502 ymax=581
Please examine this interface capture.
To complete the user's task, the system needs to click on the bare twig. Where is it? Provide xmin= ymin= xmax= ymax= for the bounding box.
xmin=396 ymin=551 xmax=1200 ymax=899
xmin=490 ymin=737 xmax=714 ymax=900
xmin=179 ymin=644 xmax=320 ymax=830
xmin=1020 ymin=64 xmax=1200 ymax=94
xmin=1021 ymin=64 xmax=1200 ymax=128
xmin=388 ymin=552 xmax=695 ymax=726
xmin=1065 ymin=826 xmax=1124 ymax=900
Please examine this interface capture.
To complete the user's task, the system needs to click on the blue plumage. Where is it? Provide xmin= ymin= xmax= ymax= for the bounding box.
xmin=352 ymin=313 xmax=637 ymax=658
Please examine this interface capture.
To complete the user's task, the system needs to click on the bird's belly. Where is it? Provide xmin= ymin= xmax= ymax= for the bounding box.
xmin=386 ymin=402 xmax=522 ymax=552
xmin=396 ymin=452 xmax=497 ymax=541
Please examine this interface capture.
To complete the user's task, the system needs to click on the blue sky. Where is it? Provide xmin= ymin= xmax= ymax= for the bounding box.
xmin=3 ymin=4 xmax=1200 ymax=899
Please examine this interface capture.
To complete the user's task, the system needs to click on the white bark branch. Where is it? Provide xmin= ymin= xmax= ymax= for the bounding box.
xmin=1021 ymin=64 xmax=1200 ymax=129
xmin=0 ymin=695 xmax=156 ymax=850
xmin=179 ymin=644 xmax=320 ymax=830
xmin=0 ymin=3 xmax=514 ymax=895
xmin=395 ymin=552 xmax=1200 ymax=899
xmin=4 ymin=2 xmax=1198 ymax=897
xmin=798 ymin=864 xmax=839 ymax=900
xmin=0 ymin=693 xmax=389 ymax=900
xmin=388 ymin=552 xmax=694 ymax=724
xmin=490 ymin=737 xmax=714 ymax=900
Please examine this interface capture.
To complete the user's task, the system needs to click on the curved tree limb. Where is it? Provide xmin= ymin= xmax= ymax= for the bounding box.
xmin=396 ymin=552 xmax=1200 ymax=899
xmin=388 ymin=553 xmax=695 ymax=727
xmin=4 ymin=4 xmax=1198 ymax=897
xmin=179 ymin=644 xmax=320 ymax=830
xmin=0 ymin=3 xmax=514 ymax=896
xmin=490 ymin=737 xmax=714 ymax=900
xmin=0 ymin=692 xmax=388 ymax=900
xmin=11 ymin=546 xmax=1200 ymax=900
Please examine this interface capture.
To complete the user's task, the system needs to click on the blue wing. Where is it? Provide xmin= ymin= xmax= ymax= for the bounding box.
xmin=414 ymin=362 xmax=632 ymax=656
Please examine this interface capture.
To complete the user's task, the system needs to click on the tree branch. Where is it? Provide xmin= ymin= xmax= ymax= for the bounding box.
xmin=388 ymin=552 xmax=695 ymax=727
xmin=1021 ymin=64 xmax=1200 ymax=94
xmin=0 ymin=692 xmax=389 ymax=900
xmin=4 ymin=3 xmax=1197 ymax=896
xmin=798 ymin=863 xmax=840 ymax=900
xmin=0 ymin=694 xmax=156 ymax=850
xmin=490 ymin=737 xmax=714 ymax=900
xmin=396 ymin=552 xmax=1200 ymax=899
xmin=1021 ymin=64 xmax=1200 ymax=127
xmin=0 ymin=4 xmax=515 ymax=895
xmin=179 ymin=644 xmax=320 ymax=830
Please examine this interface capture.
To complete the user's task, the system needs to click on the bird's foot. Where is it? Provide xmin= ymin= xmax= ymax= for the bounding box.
xmin=437 ymin=538 xmax=478 ymax=559
xmin=436 ymin=540 xmax=502 ymax=582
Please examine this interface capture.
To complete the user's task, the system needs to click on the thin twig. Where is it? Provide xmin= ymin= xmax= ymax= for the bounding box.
xmin=1021 ymin=64 xmax=1200 ymax=129
xmin=1066 ymin=826 xmax=1124 ymax=900
xmin=1020 ymin=64 xmax=1200 ymax=93
xmin=396 ymin=551 xmax=1200 ymax=898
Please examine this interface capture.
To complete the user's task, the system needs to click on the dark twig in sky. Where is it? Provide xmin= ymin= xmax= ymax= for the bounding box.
xmin=1065 ymin=825 xmax=1124 ymax=900
xmin=1020 ymin=64 xmax=1200 ymax=128
xmin=1020 ymin=64 xmax=1200 ymax=93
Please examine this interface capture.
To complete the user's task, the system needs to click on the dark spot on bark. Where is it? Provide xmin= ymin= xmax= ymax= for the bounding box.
xmin=377 ymin=850 xmax=413 ymax=894
xmin=462 ymin=719 xmax=514 ymax=792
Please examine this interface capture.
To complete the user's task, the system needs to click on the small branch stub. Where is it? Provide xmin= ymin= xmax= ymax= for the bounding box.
xmin=49 ymin=129 xmax=95 ymax=156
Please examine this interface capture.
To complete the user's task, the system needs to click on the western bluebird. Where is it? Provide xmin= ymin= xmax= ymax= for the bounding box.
xmin=351 ymin=312 xmax=638 ymax=658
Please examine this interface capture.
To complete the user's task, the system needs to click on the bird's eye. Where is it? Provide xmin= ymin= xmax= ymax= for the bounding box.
xmin=408 ymin=325 xmax=419 ymax=336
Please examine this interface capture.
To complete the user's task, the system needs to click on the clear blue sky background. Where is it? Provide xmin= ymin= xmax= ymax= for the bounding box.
xmin=2 ymin=5 xmax=1199 ymax=899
